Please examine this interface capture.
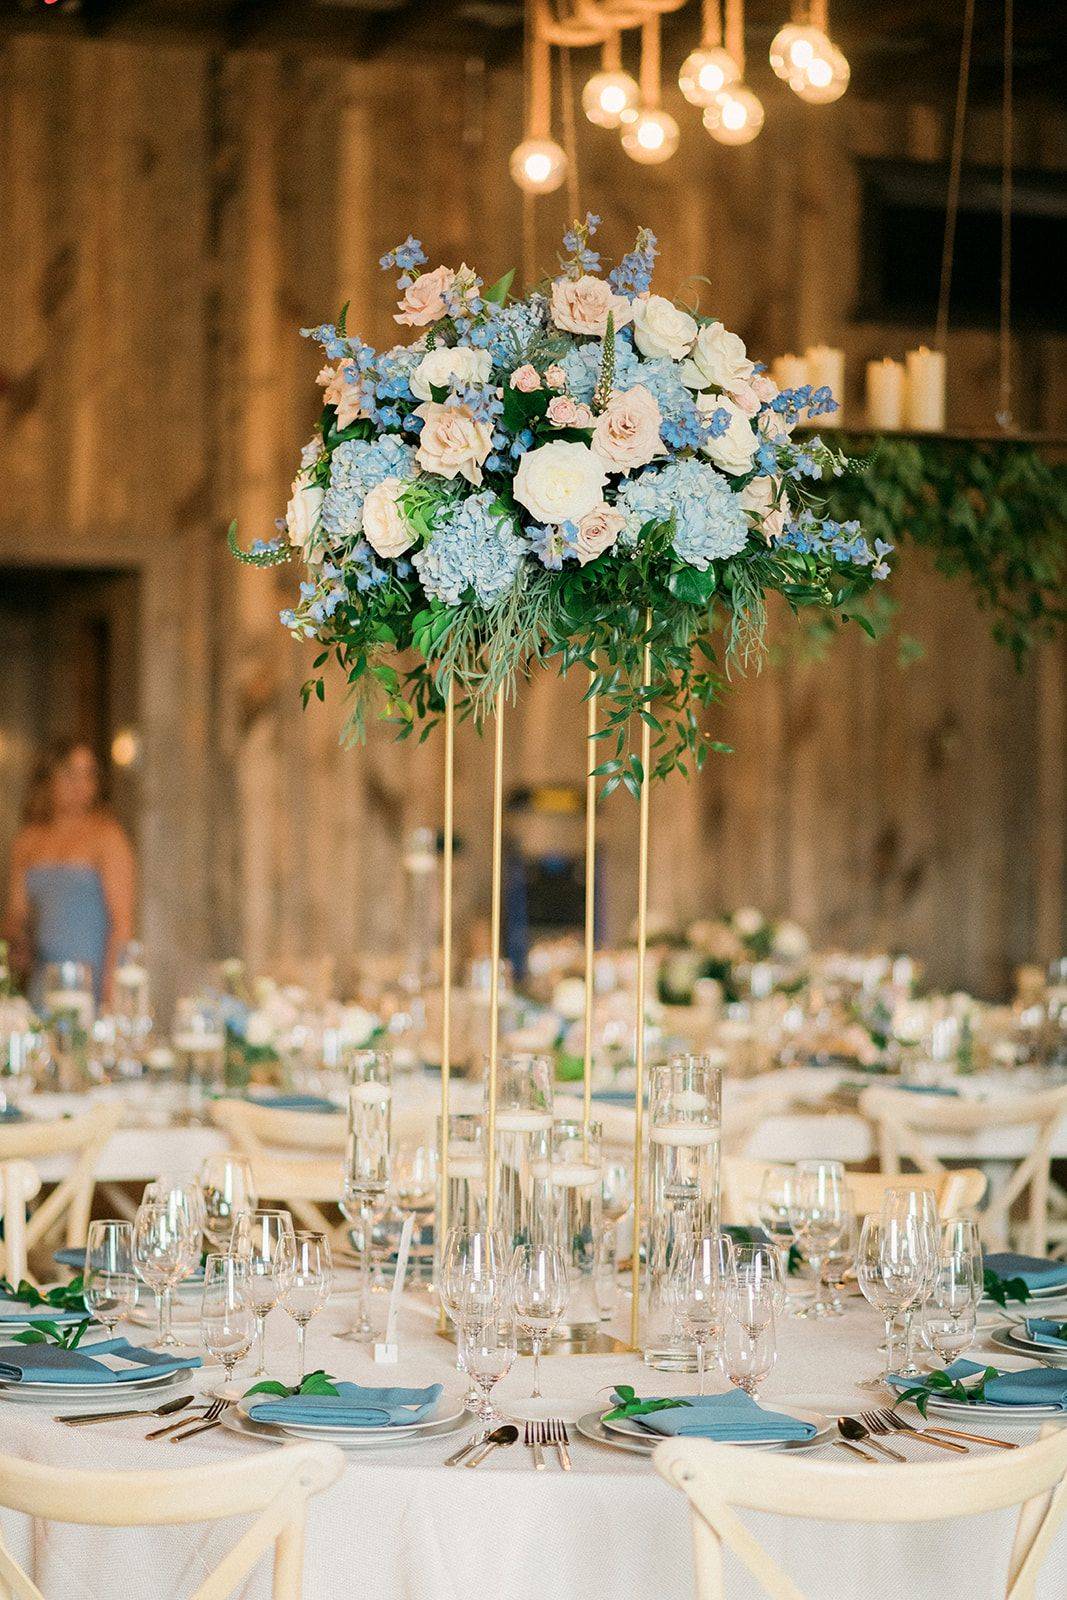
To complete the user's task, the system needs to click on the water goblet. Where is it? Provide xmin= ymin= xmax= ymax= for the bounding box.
xmin=789 ymin=1160 xmax=846 ymax=1317
xmin=457 ymin=1296 xmax=517 ymax=1428
xmin=133 ymin=1200 xmax=199 ymax=1348
xmin=233 ymin=1208 xmax=294 ymax=1377
xmin=720 ymin=1294 xmax=777 ymax=1397
xmin=734 ymin=1242 xmax=786 ymax=1320
xmin=201 ymin=1253 xmax=255 ymax=1394
xmin=511 ymin=1242 xmax=568 ymax=1402
xmin=198 ymin=1153 xmax=257 ymax=1252
xmin=279 ymin=1230 xmax=333 ymax=1382
xmin=856 ymin=1213 xmax=924 ymax=1389
xmin=84 ymin=1220 xmax=138 ymax=1335
xmin=883 ymin=1186 xmax=939 ymax=1376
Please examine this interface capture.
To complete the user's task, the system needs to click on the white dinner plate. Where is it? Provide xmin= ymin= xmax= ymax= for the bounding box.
xmin=236 ymin=1385 xmax=466 ymax=1441
xmin=593 ymin=1404 xmax=832 ymax=1452
xmin=0 ymin=1367 xmax=183 ymax=1404
xmin=222 ymin=1406 xmax=471 ymax=1450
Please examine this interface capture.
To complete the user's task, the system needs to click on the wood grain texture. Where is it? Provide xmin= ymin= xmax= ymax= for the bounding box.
xmin=0 ymin=37 xmax=1063 ymax=1006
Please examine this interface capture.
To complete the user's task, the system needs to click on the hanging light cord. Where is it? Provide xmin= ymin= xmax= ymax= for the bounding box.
xmin=934 ymin=0 xmax=974 ymax=354
xmin=997 ymin=0 xmax=1015 ymax=430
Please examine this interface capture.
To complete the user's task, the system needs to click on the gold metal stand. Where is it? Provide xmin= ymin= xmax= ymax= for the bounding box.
xmin=582 ymin=672 xmax=597 ymax=1145
xmin=484 ymin=685 xmax=506 ymax=1233
xmin=436 ymin=681 xmax=455 ymax=1332
xmin=629 ymin=614 xmax=653 ymax=1352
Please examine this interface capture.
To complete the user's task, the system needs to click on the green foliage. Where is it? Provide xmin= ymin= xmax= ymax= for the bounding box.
xmin=244 ymin=1368 xmax=340 ymax=1399
xmin=894 ymin=1364 xmax=1000 ymax=1420
xmin=227 ymin=520 xmax=291 ymax=569
xmin=11 ymin=1317 xmax=91 ymax=1350
xmin=0 ymin=1276 xmax=88 ymax=1314
xmin=983 ymin=1267 xmax=1031 ymax=1308
xmin=824 ymin=435 xmax=1067 ymax=666
xmin=603 ymin=1385 xmax=692 ymax=1421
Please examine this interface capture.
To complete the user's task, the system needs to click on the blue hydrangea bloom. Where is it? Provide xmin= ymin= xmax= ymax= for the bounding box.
xmin=615 ymin=458 xmax=748 ymax=570
xmin=482 ymin=296 xmax=549 ymax=368
xmin=413 ymin=491 xmax=525 ymax=606
xmin=321 ymin=436 xmax=415 ymax=541
xmin=561 ymin=334 xmax=640 ymax=404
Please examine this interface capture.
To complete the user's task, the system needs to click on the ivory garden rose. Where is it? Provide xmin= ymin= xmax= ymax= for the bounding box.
xmin=513 ymin=440 xmax=609 ymax=525
xmin=361 ymin=477 xmax=415 ymax=559
xmin=414 ymin=401 xmax=492 ymax=486
xmin=631 ymin=294 xmax=698 ymax=362
xmin=284 ymin=472 xmax=324 ymax=562
xmin=681 ymin=320 xmax=754 ymax=392
xmin=410 ymin=344 xmax=493 ymax=402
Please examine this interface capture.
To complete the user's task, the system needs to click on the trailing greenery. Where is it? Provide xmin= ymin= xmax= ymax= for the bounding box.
xmin=982 ymin=1266 xmax=1031 ymax=1308
xmin=0 ymin=1275 xmax=88 ymax=1314
xmin=823 ymin=434 xmax=1067 ymax=666
xmin=604 ymin=1385 xmax=691 ymax=1421
xmin=11 ymin=1318 xmax=91 ymax=1350
xmin=893 ymin=1364 xmax=1000 ymax=1419
xmin=244 ymin=1368 xmax=340 ymax=1399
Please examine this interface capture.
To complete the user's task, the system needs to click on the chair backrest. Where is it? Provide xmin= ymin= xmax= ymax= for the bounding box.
xmin=655 ymin=1426 xmax=1067 ymax=1600
xmin=208 ymin=1100 xmax=346 ymax=1240
xmin=721 ymin=1155 xmax=986 ymax=1228
xmin=0 ymin=1160 xmax=41 ymax=1284
xmin=860 ymin=1084 xmax=1067 ymax=1252
xmin=0 ymin=1440 xmax=344 ymax=1600
xmin=721 ymin=1076 xmax=841 ymax=1157
xmin=0 ymin=1105 xmax=123 ymax=1280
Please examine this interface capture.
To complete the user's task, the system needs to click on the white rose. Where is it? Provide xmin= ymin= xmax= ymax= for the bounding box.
xmin=681 ymin=320 xmax=754 ymax=391
xmin=337 ymin=1004 xmax=378 ymax=1047
xmin=733 ymin=906 xmax=764 ymax=938
xmin=631 ymin=294 xmax=698 ymax=362
xmin=409 ymin=344 xmax=493 ymax=402
xmin=285 ymin=471 xmax=324 ymax=561
xmin=513 ymin=441 xmax=608 ymax=525
xmin=362 ymin=477 xmax=415 ymax=559
xmin=772 ymin=920 xmax=809 ymax=961
xmin=739 ymin=474 xmax=789 ymax=543
xmin=699 ymin=394 xmax=759 ymax=476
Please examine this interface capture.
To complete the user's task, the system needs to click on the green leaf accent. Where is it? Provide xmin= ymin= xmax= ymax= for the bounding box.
xmin=668 ymin=567 xmax=718 ymax=604
xmin=243 ymin=1368 xmax=340 ymax=1400
xmin=11 ymin=1317 xmax=91 ymax=1350
xmin=0 ymin=1275 xmax=88 ymax=1314
xmin=602 ymin=1386 xmax=692 ymax=1422
xmin=983 ymin=1268 xmax=1030 ymax=1308
xmin=482 ymin=269 xmax=515 ymax=306
xmin=226 ymin=520 xmax=291 ymax=569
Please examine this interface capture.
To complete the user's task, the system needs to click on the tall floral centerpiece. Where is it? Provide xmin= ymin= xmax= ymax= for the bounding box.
xmin=232 ymin=215 xmax=890 ymax=1349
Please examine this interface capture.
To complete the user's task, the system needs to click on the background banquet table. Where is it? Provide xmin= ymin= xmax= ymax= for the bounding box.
xmin=1 ymin=1285 xmax=1065 ymax=1600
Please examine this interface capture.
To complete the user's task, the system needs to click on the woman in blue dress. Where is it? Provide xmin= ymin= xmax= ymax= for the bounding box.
xmin=4 ymin=739 xmax=135 ymax=1008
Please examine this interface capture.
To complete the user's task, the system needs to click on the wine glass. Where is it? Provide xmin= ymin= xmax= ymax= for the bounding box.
xmin=883 ymin=1187 xmax=939 ymax=1377
xmin=756 ymin=1167 xmax=797 ymax=1301
xmin=133 ymin=1200 xmax=199 ymax=1348
xmin=511 ymin=1243 xmax=567 ymax=1402
xmin=233 ymin=1208 xmax=294 ymax=1378
xmin=440 ymin=1226 xmax=510 ymax=1404
xmin=201 ymin=1253 xmax=254 ymax=1394
xmin=143 ymin=1178 xmax=206 ymax=1244
xmin=856 ymin=1214 xmax=924 ymax=1389
xmin=279 ymin=1230 xmax=332 ymax=1382
xmin=670 ymin=1233 xmax=731 ymax=1395
xmin=84 ymin=1220 xmax=138 ymax=1335
xmin=821 ymin=1191 xmax=858 ymax=1315
xmin=788 ymin=1160 xmax=845 ymax=1317
xmin=734 ymin=1242 xmax=786 ymax=1320
xmin=198 ymin=1154 xmax=257 ymax=1252
xmin=922 ymin=1251 xmax=979 ymax=1364
xmin=456 ymin=1295 xmax=517 ymax=1427
xmin=598 ymin=1159 xmax=634 ymax=1319
xmin=720 ymin=1290 xmax=777 ymax=1397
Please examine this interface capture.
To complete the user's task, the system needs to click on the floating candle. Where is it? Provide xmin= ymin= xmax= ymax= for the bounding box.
xmin=904 ymin=346 xmax=946 ymax=431
xmin=649 ymin=1124 xmax=721 ymax=1147
xmin=494 ymin=1109 xmax=553 ymax=1134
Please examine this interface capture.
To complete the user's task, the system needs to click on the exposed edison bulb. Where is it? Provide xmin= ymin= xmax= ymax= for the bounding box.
xmin=509 ymin=137 xmax=568 ymax=194
xmin=790 ymin=40 xmax=850 ymax=103
xmin=582 ymin=69 xmax=641 ymax=128
xmin=678 ymin=46 xmax=741 ymax=106
xmin=769 ymin=23 xmax=826 ymax=81
xmin=621 ymin=108 xmax=680 ymax=164
xmin=702 ymin=86 xmax=765 ymax=145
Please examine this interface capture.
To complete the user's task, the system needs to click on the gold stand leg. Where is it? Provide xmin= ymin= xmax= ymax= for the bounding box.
xmin=436 ymin=681 xmax=455 ymax=1332
xmin=583 ymin=673 xmax=597 ymax=1143
xmin=630 ymin=616 xmax=653 ymax=1353
xmin=485 ymin=685 xmax=506 ymax=1233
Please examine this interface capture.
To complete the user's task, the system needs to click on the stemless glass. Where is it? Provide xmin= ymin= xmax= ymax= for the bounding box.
xmin=279 ymin=1230 xmax=333 ymax=1382
xmin=339 ymin=1050 xmax=392 ymax=1342
xmin=201 ymin=1253 xmax=254 ymax=1391
xmin=856 ymin=1214 xmax=923 ymax=1389
xmin=789 ymin=1160 xmax=845 ymax=1317
xmin=457 ymin=1297 xmax=517 ymax=1427
xmin=884 ymin=1187 xmax=939 ymax=1377
xmin=670 ymin=1233 xmax=731 ymax=1395
xmin=84 ymin=1220 xmax=138 ymax=1335
xmin=198 ymin=1154 xmax=257 ymax=1252
xmin=511 ymin=1242 xmax=568 ymax=1401
xmin=720 ymin=1290 xmax=777 ymax=1396
xmin=133 ymin=1201 xmax=199 ymax=1348
xmin=234 ymin=1208 xmax=295 ymax=1377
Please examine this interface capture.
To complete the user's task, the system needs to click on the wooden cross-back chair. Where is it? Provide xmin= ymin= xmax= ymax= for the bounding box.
xmin=859 ymin=1084 xmax=1067 ymax=1253
xmin=0 ymin=1104 xmax=122 ymax=1281
xmin=721 ymin=1155 xmax=987 ymax=1229
xmin=0 ymin=1160 xmax=41 ymax=1285
xmin=0 ymin=1441 xmax=344 ymax=1600
xmin=208 ymin=1100 xmax=347 ymax=1244
xmin=655 ymin=1427 xmax=1067 ymax=1600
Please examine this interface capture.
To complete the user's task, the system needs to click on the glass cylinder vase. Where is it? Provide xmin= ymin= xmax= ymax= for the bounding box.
xmin=488 ymin=1052 xmax=553 ymax=1248
xmin=538 ymin=1117 xmax=603 ymax=1340
xmin=643 ymin=1052 xmax=722 ymax=1368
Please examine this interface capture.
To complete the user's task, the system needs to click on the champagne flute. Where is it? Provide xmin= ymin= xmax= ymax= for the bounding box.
xmin=598 ymin=1159 xmax=634 ymax=1320
xmin=856 ymin=1213 xmax=923 ymax=1389
xmin=789 ymin=1160 xmax=845 ymax=1317
xmin=734 ymin=1242 xmax=787 ymax=1319
xmin=339 ymin=1051 xmax=392 ymax=1341
xmin=756 ymin=1168 xmax=797 ymax=1303
xmin=133 ymin=1201 xmax=199 ymax=1348
xmin=922 ymin=1250 xmax=979 ymax=1364
xmin=671 ymin=1233 xmax=730 ymax=1395
xmin=234 ymin=1208 xmax=294 ymax=1378
xmin=821 ymin=1191 xmax=857 ymax=1315
xmin=280 ymin=1230 xmax=332 ymax=1382
xmin=511 ymin=1242 xmax=568 ymax=1402
xmin=883 ymin=1187 xmax=939 ymax=1377
xmin=198 ymin=1154 xmax=257 ymax=1252
xmin=720 ymin=1290 xmax=777 ymax=1397
xmin=84 ymin=1220 xmax=138 ymax=1335
xmin=201 ymin=1253 xmax=255 ymax=1394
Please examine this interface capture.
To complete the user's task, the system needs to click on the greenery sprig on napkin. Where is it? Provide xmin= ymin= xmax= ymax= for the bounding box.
xmin=0 ymin=1275 xmax=88 ymax=1314
xmin=603 ymin=1385 xmax=692 ymax=1422
xmin=10 ymin=1318 xmax=91 ymax=1351
xmin=894 ymin=1365 xmax=1000 ymax=1419
xmin=983 ymin=1268 xmax=1031 ymax=1309
xmin=244 ymin=1368 xmax=340 ymax=1400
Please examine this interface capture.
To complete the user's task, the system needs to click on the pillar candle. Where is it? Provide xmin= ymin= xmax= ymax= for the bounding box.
xmin=804 ymin=344 xmax=845 ymax=426
xmin=904 ymin=346 xmax=946 ymax=431
xmin=771 ymin=353 xmax=809 ymax=391
xmin=865 ymin=358 xmax=905 ymax=430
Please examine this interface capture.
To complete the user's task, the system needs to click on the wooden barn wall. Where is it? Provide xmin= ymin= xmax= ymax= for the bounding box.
xmin=0 ymin=36 xmax=1064 ymax=1004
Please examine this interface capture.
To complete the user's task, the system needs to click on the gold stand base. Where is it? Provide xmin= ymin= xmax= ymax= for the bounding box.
xmin=435 ymin=1327 xmax=630 ymax=1356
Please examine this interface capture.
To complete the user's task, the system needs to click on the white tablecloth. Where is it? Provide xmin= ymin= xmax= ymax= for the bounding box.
xmin=1 ymin=1285 xmax=1065 ymax=1600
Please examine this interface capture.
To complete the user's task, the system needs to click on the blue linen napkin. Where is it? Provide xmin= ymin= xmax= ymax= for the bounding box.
xmin=1022 ymin=1319 xmax=1067 ymax=1350
xmin=590 ymin=1088 xmax=638 ymax=1106
xmin=0 ymin=1337 xmax=202 ymax=1385
xmin=53 ymin=1247 xmax=205 ymax=1285
xmin=251 ymin=1093 xmax=340 ymax=1113
xmin=248 ymin=1380 xmax=443 ymax=1428
xmin=984 ymin=1253 xmax=1067 ymax=1291
xmin=0 ymin=1106 xmax=26 ymax=1124
xmin=624 ymin=1389 xmax=817 ymax=1441
xmin=895 ymin=1082 xmax=961 ymax=1097
xmin=0 ymin=1299 xmax=87 ymax=1326
xmin=888 ymin=1358 xmax=1067 ymax=1409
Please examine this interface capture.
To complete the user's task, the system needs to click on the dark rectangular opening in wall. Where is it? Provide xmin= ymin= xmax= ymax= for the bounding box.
xmin=856 ymin=158 xmax=1067 ymax=332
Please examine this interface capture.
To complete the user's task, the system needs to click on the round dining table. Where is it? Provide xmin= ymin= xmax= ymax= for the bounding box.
xmin=1 ymin=1283 xmax=1065 ymax=1600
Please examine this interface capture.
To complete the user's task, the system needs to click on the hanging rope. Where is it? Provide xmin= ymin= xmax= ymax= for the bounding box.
xmin=934 ymin=0 xmax=974 ymax=353
xmin=997 ymin=0 xmax=1015 ymax=430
